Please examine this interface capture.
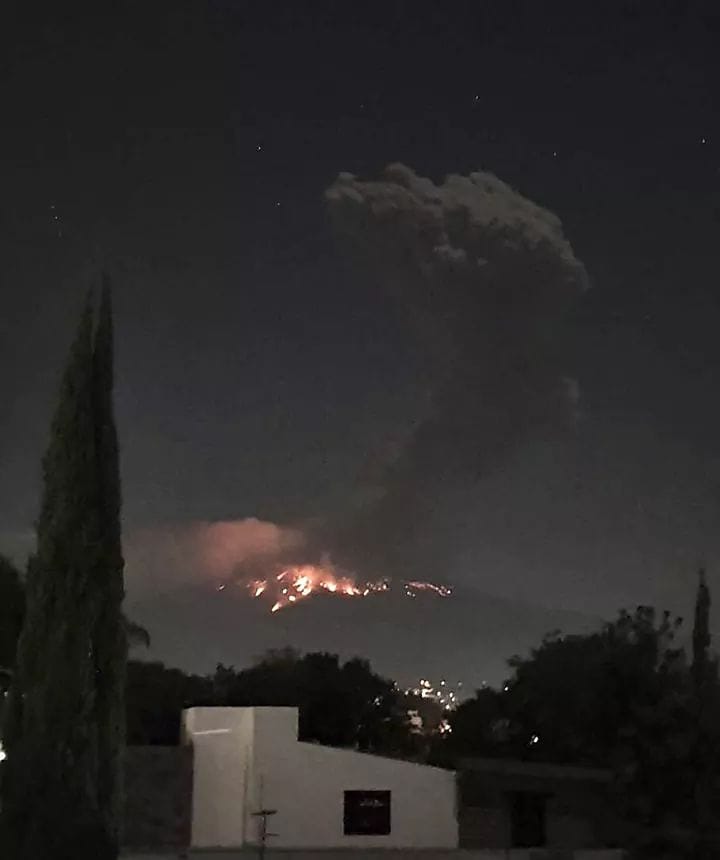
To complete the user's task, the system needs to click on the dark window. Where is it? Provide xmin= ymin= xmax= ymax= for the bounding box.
xmin=344 ymin=790 xmax=391 ymax=835
xmin=509 ymin=791 xmax=547 ymax=848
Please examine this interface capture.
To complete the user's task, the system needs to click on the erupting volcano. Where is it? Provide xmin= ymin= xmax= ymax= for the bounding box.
xmin=216 ymin=563 xmax=452 ymax=613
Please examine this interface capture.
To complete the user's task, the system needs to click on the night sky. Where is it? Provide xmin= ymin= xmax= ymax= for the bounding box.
xmin=3 ymin=1 xmax=720 ymax=683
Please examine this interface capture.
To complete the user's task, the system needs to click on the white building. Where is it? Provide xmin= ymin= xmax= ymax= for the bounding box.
xmin=182 ymin=706 xmax=458 ymax=851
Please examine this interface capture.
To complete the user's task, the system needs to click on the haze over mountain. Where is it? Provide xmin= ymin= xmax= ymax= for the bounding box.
xmin=126 ymin=581 xmax=601 ymax=690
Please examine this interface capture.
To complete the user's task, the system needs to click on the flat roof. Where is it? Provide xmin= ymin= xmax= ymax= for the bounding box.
xmin=459 ymin=757 xmax=612 ymax=783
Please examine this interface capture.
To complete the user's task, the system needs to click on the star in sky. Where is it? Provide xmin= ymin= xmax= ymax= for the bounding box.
xmin=49 ymin=204 xmax=62 ymax=239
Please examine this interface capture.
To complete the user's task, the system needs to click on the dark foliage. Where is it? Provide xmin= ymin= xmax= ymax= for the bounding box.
xmin=126 ymin=648 xmax=415 ymax=757
xmin=213 ymin=648 xmax=413 ymax=755
xmin=126 ymin=661 xmax=212 ymax=745
xmin=444 ymin=581 xmax=720 ymax=858
xmin=0 ymin=556 xmax=24 ymax=685
xmin=91 ymin=284 xmax=127 ymax=850
xmin=0 ymin=291 xmax=126 ymax=860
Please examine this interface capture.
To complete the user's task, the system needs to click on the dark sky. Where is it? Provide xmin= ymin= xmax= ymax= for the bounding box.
xmin=3 ymin=1 xmax=720 ymax=680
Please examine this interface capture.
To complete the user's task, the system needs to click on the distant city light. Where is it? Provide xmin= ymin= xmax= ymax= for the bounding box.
xmin=404 ymin=677 xmax=464 ymax=718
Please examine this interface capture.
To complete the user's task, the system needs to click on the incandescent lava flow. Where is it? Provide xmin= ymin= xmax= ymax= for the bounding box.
xmin=215 ymin=563 xmax=452 ymax=613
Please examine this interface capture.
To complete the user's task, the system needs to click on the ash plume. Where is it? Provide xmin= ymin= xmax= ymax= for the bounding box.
xmin=323 ymin=164 xmax=588 ymax=571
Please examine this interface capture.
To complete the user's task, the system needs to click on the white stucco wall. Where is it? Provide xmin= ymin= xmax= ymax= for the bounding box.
xmin=183 ymin=706 xmax=458 ymax=850
xmin=126 ymin=853 xmax=625 ymax=860
xmin=183 ymin=707 xmax=255 ymax=848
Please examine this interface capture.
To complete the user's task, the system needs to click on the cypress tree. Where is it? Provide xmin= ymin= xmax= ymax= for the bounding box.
xmin=1 ymin=288 xmax=125 ymax=860
xmin=92 ymin=280 xmax=127 ymax=854
xmin=0 ymin=554 xmax=24 ymax=683
xmin=690 ymin=568 xmax=716 ymax=858
xmin=692 ymin=568 xmax=711 ymax=692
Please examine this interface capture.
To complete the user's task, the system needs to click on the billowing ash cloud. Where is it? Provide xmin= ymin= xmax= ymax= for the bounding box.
xmin=324 ymin=164 xmax=588 ymax=570
xmin=124 ymin=518 xmax=305 ymax=592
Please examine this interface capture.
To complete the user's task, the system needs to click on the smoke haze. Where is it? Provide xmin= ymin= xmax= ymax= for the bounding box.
xmin=124 ymin=517 xmax=305 ymax=592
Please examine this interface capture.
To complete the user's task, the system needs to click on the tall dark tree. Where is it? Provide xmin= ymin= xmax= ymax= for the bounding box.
xmin=692 ymin=568 xmax=712 ymax=692
xmin=1 ymin=289 xmax=126 ymax=860
xmin=91 ymin=282 xmax=127 ymax=851
xmin=689 ymin=569 xmax=718 ymax=859
xmin=0 ymin=556 xmax=24 ymax=730
xmin=0 ymin=555 xmax=24 ymax=686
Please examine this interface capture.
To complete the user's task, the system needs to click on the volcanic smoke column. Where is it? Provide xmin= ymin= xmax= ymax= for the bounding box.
xmin=324 ymin=164 xmax=589 ymax=571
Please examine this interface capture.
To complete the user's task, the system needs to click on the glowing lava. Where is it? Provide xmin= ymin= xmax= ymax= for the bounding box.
xmin=404 ymin=581 xmax=453 ymax=598
xmin=231 ymin=564 xmax=451 ymax=613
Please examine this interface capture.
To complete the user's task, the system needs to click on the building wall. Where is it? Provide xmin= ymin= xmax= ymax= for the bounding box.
xmin=458 ymin=805 xmax=507 ymax=848
xmin=122 ymin=746 xmax=192 ymax=850
xmin=183 ymin=707 xmax=255 ymax=848
xmin=268 ymin=738 xmax=457 ymax=849
xmin=124 ymin=850 xmax=626 ymax=860
xmin=457 ymin=767 xmax=617 ymax=851
xmin=548 ymin=815 xmax=595 ymax=849
xmin=183 ymin=706 xmax=457 ymax=850
xmin=459 ymin=800 xmax=600 ymax=851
